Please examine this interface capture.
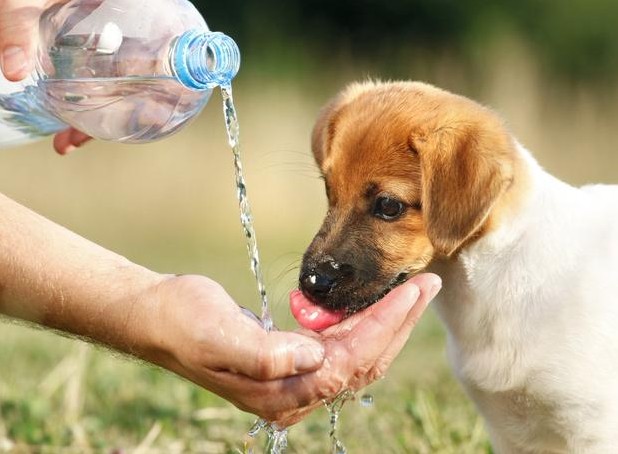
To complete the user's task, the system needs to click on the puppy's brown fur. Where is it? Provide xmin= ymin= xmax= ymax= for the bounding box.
xmin=303 ymin=81 xmax=530 ymax=312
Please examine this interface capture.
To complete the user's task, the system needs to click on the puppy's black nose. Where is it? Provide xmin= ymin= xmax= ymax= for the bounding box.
xmin=300 ymin=259 xmax=352 ymax=300
xmin=300 ymin=268 xmax=335 ymax=298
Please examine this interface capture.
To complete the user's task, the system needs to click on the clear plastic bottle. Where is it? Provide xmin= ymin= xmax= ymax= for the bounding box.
xmin=0 ymin=0 xmax=240 ymax=149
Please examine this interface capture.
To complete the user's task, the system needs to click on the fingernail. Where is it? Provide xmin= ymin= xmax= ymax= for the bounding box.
xmin=74 ymin=136 xmax=90 ymax=147
xmin=70 ymin=130 xmax=92 ymax=148
xmin=1 ymin=46 xmax=27 ymax=79
xmin=427 ymin=279 xmax=442 ymax=301
xmin=407 ymin=283 xmax=421 ymax=304
xmin=294 ymin=343 xmax=324 ymax=371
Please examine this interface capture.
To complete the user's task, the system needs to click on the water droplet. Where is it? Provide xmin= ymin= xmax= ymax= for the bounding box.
xmin=333 ymin=440 xmax=347 ymax=454
xmin=248 ymin=418 xmax=288 ymax=454
xmin=248 ymin=418 xmax=268 ymax=437
xmin=360 ymin=394 xmax=374 ymax=407
xmin=265 ymin=426 xmax=288 ymax=454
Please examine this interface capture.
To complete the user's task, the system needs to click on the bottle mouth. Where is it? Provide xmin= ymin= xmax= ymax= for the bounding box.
xmin=173 ymin=30 xmax=240 ymax=90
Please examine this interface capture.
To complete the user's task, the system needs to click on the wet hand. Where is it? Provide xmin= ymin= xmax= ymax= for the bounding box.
xmin=144 ymin=275 xmax=327 ymax=417
xmin=272 ymin=273 xmax=441 ymax=426
xmin=146 ymin=273 xmax=440 ymax=426
xmin=0 ymin=0 xmax=92 ymax=154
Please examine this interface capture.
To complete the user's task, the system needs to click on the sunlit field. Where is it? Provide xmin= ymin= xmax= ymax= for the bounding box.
xmin=1 ymin=45 xmax=617 ymax=452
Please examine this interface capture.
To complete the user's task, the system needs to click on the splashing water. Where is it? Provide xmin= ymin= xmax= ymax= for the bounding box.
xmin=324 ymin=390 xmax=356 ymax=454
xmin=221 ymin=85 xmax=274 ymax=332
xmin=246 ymin=419 xmax=288 ymax=454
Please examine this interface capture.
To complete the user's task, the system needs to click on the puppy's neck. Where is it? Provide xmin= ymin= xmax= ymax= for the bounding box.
xmin=460 ymin=141 xmax=579 ymax=263
xmin=431 ymin=141 xmax=583 ymax=360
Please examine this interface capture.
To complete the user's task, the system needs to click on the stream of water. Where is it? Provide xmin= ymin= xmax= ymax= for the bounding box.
xmin=221 ymin=85 xmax=274 ymax=332
xmin=220 ymin=85 xmax=286 ymax=452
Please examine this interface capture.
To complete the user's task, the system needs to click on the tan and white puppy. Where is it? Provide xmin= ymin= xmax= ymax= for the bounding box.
xmin=291 ymin=81 xmax=618 ymax=453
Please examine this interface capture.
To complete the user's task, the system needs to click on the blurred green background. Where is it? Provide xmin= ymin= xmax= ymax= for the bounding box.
xmin=1 ymin=0 xmax=618 ymax=452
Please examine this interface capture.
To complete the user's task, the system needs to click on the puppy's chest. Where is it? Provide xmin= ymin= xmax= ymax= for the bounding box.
xmin=434 ymin=265 xmax=539 ymax=390
xmin=432 ymin=242 xmax=564 ymax=386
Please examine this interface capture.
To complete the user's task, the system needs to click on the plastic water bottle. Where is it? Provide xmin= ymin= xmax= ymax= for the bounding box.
xmin=0 ymin=0 xmax=240 ymax=149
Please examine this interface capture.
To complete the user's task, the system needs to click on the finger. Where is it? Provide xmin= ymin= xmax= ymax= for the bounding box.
xmin=53 ymin=129 xmax=92 ymax=155
xmin=322 ymin=277 xmax=421 ymax=347
xmin=356 ymin=274 xmax=441 ymax=387
xmin=321 ymin=273 xmax=441 ymax=338
xmin=197 ymin=367 xmax=322 ymax=423
xmin=214 ymin=310 xmax=325 ymax=380
xmin=344 ymin=274 xmax=439 ymax=371
xmin=295 ymin=280 xmax=420 ymax=395
xmin=327 ymin=274 xmax=440 ymax=368
xmin=273 ymin=400 xmax=323 ymax=427
xmin=0 ymin=1 xmax=50 ymax=80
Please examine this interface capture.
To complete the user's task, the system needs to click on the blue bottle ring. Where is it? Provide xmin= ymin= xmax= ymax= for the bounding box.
xmin=174 ymin=29 xmax=240 ymax=90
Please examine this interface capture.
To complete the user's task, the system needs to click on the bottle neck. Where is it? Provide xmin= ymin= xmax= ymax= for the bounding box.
xmin=171 ymin=30 xmax=240 ymax=90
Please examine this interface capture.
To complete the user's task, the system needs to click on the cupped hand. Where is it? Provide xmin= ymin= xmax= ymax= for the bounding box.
xmin=144 ymin=275 xmax=327 ymax=414
xmin=0 ymin=0 xmax=91 ymax=154
xmin=274 ymin=272 xmax=441 ymax=426
xmin=146 ymin=273 xmax=441 ymax=426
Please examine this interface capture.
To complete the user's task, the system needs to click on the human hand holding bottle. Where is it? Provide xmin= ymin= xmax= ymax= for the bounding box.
xmin=1 ymin=0 xmax=237 ymax=152
xmin=0 ymin=0 xmax=91 ymax=154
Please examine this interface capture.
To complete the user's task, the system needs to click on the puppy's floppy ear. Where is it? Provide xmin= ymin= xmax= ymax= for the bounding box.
xmin=311 ymin=96 xmax=344 ymax=169
xmin=412 ymin=120 xmax=514 ymax=256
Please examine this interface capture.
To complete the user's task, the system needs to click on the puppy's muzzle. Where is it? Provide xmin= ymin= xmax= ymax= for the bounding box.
xmin=299 ymin=257 xmax=354 ymax=302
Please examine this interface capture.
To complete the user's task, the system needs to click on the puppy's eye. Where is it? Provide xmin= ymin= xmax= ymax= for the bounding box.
xmin=373 ymin=196 xmax=405 ymax=220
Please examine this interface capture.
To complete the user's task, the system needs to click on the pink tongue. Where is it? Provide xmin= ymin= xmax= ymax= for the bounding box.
xmin=289 ymin=289 xmax=346 ymax=331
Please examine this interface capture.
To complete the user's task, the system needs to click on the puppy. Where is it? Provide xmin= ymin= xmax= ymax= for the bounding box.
xmin=291 ymin=81 xmax=618 ymax=453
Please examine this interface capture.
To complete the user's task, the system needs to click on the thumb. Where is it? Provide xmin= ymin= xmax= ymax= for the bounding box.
xmin=221 ymin=316 xmax=325 ymax=380
xmin=0 ymin=1 xmax=49 ymax=81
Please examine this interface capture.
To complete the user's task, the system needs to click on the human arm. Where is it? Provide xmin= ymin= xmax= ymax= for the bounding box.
xmin=0 ymin=191 xmax=324 ymax=385
xmin=0 ymin=0 xmax=91 ymax=154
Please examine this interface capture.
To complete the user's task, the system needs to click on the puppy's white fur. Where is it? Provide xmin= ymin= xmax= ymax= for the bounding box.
xmin=431 ymin=143 xmax=618 ymax=453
